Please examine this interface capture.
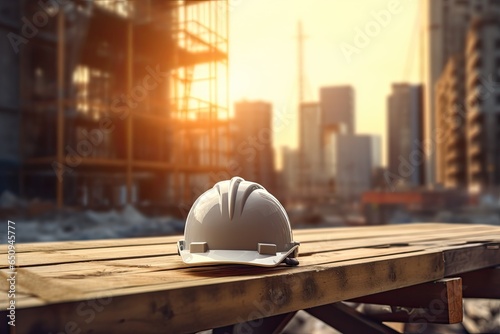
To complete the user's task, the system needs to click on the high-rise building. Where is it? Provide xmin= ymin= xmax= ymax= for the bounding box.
xmin=370 ymin=135 xmax=382 ymax=169
xmin=387 ymin=84 xmax=424 ymax=187
xmin=299 ymin=102 xmax=322 ymax=194
xmin=465 ymin=16 xmax=500 ymax=191
xmin=435 ymin=55 xmax=467 ymax=188
xmin=281 ymin=146 xmax=300 ymax=196
xmin=335 ymin=134 xmax=373 ymax=199
xmin=432 ymin=15 xmax=500 ymax=192
xmin=424 ymin=0 xmax=500 ymax=185
xmin=323 ymin=131 xmax=378 ymax=199
xmin=233 ymin=101 xmax=275 ymax=191
xmin=320 ymin=86 xmax=355 ymax=135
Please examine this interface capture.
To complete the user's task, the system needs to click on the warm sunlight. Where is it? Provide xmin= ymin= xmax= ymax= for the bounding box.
xmin=229 ymin=0 xmax=423 ymax=165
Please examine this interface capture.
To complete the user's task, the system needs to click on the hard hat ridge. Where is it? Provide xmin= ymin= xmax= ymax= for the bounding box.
xmin=226 ymin=176 xmax=264 ymax=220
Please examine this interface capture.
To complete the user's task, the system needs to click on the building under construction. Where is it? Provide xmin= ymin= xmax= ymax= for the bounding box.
xmin=0 ymin=0 xmax=229 ymax=214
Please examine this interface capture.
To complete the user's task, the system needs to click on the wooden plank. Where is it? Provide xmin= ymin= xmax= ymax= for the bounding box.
xmin=306 ymin=302 xmax=400 ymax=334
xmin=294 ymin=223 xmax=451 ymax=235
xmin=302 ymin=229 xmax=500 ymax=255
xmin=2 ymin=235 xmax=181 ymax=254
xmin=27 ymin=244 xmax=425 ymax=277
xmin=2 ymin=239 xmax=499 ymax=309
xmin=0 ymin=244 xmax=177 ymax=268
xmin=0 ymin=223 xmax=425 ymax=254
xmin=0 ymin=223 xmax=407 ymax=254
xmin=1 ymin=223 xmax=490 ymax=254
xmin=0 ymin=245 xmax=428 ymax=306
xmin=10 ymin=251 xmax=445 ymax=333
xmin=0 ymin=269 xmax=84 ymax=303
xmin=295 ymin=224 xmax=498 ymax=244
xmin=460 ymin=267 xmax=500 ymax=299
xmin=296 ymin=222 xmax=459 ymax=238
xmin=444 ymin=242 xmax=500 ymax=276
xmin=2 ymin=226 xmax=497 ymax=269
xmin=9 ymin=231 xmax=499 ymax=280
xmin=1 ymin=235 xmax=499 ymax=311
xmin=1 ymin=224 xmax=499 ymax=333
xmin=362 ymin=277 xmax=462 ymax=325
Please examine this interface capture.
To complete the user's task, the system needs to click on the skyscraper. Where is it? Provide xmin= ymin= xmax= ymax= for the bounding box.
xmin=335 ymin=135 xmax=373 ymax=199
xmin=465 ymin=16 xmax=500 ymax=191
xmin=424 ymin=0 xmax=500 ymax=185
xmin=281 ymin=146 xmax=300 ymax=196
xmin=320 ymin=86 xmax=355 ymax=135
xmin=387 ymin=84 xmax=424 ymax=188
xmin=233 ymin=101 xmax=275 ymax=191
xmin=435 ymin=55 xmax=467 ymax=188
xmin=299 ymin=102 xmax=322 ymax=194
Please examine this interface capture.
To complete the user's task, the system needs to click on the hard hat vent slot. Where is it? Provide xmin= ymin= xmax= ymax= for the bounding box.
xmin=228 ymin=177 xmax=243 ymax=220
xmin=258 ymin=243 xmax=277 ymax=255
xmin=190 ymin=242 xmax=209 ymax=253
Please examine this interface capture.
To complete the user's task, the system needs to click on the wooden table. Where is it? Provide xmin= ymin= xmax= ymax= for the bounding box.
xmin=1 ymin=223 xmax=500 ymax=333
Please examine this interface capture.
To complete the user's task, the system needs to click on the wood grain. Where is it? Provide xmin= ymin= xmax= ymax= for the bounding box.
xmin=0 ymin=223 xmax=499 ymax=333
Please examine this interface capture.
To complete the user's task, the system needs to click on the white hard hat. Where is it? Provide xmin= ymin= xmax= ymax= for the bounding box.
xmin=177 ymin=177 xmax=300 ymax=267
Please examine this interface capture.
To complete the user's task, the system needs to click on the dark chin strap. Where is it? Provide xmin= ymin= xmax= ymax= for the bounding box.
xmin=283 ymin=257 xmax=299 ymax=266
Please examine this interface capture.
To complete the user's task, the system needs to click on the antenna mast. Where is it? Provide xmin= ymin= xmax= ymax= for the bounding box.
xmin=297 ymin=21 xmax=306 ymax=104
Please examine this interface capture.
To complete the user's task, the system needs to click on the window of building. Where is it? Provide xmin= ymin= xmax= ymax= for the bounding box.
xmin=495 ymin=39 xmax=500 ymax=50
xmin=496 ymin=57 xmax=500 ymax=68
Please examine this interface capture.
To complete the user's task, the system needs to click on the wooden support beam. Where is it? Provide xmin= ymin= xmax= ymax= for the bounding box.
xmin=306 ymin=303 xmax=400 ymax=334
xmin=357 ymin=278 xmax=463 ymax=324
xmin=213 ymin=311 xmax=297 ymax=334
xmin=350 ymin=278 xmax=462 ymax=308
xmin=461 ymin=267 xmax=500 ymax=299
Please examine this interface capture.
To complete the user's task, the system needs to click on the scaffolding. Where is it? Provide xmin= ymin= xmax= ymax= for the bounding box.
xmin=17 ymin=0 xmax=229 ymax=213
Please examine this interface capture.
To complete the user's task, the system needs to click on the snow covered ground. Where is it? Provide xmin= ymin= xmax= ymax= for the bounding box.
xmin=0 ymin=191 xmax=184 ymax=243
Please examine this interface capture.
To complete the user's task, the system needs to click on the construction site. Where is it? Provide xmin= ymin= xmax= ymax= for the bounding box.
xmin=0 ymin=0 xmax=230 ymax=215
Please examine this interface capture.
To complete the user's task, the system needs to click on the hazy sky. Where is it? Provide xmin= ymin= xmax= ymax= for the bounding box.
xmin=229 ymin=0 xmax=422 ymax=168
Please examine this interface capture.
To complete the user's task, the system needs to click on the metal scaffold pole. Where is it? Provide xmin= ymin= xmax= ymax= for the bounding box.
xmin=56 ymin=9 xmax=65 ymax=209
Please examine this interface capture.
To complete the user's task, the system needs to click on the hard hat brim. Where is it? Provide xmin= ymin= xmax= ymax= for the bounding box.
xmin=177 ymin=241 xmax=299 ymax=267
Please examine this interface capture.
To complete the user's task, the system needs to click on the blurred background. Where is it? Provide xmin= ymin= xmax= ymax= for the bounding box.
xmin=0 ymin=0 xmax=499 ymax=243
xmin=1 ymin=1 xmax=500 ymax=332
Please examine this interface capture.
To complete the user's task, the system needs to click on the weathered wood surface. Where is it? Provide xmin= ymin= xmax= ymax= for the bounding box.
xmin=0 ymin=223 xmax=499 ymax=333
